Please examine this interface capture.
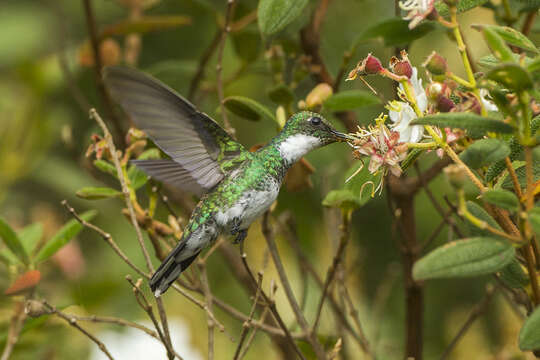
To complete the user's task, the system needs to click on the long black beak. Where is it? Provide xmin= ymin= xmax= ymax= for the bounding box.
xmin=331 ymin=129 xmax=351 ymax=142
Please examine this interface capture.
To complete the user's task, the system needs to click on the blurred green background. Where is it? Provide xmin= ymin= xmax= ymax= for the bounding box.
xmin=0 ymin=0 xmax=538 ymax=359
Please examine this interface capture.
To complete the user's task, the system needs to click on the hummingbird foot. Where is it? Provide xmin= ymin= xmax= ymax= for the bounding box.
xmin=233 ymin=229 xmax=248 ymax=244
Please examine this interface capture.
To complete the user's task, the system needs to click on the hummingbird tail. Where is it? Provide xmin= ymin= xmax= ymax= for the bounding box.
xmin=149 ymin=242 xmax=199 ymax=297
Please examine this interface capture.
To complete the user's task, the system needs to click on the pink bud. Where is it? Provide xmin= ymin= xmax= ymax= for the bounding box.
xmin=389 ymin=51 xmax=413 ymax=78
xmin=437 ymin=96 xmax=455 ymax=113
xmin=362 ymin=53 xmax=384 ymax=75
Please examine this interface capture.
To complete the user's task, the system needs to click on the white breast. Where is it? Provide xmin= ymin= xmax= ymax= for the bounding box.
xmin=278 ymin=134 xmax=321 ymax=165
xmin=215 ymin=180 xmax=280 ymax=230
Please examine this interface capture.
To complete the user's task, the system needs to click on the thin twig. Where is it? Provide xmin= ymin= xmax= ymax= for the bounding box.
xmin=233 ymin=272 xmax=263 ymax=359
xmin=0 ymin=300 xmax=27 ymax=360
xmin=238 ymin=240 xmax=307 ymax=360
xmin=188 ymin=29 xmax=222 ymax=101
xmin=261 ymin=213 xmax=327 ymax=359
xmin=312 ymin=210 xmax=351 ymax=337
xmin=91 ymin=109 xmax=175 ymax=358
xmin=42 ymin=300 xmax=115 ymax=360
xmin=198 ymin=261 xmax=215 ymax=360
xmin=238 ymin=307 xmax=270 ymax=359
xmin=439 ymin=286 xmax=496 ymax=360
xmin=62 ymin=200 xmax=148 ymax=278
xmin=216 ymin=0 xmax=237 ymax=137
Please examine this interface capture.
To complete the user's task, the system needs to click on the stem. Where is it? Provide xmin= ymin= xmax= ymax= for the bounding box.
xmin=448 ymin=7 xmax=486 ymax=116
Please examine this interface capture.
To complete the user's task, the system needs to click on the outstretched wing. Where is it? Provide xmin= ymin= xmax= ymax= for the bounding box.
xmin=104 ymin=66 xmax=248 ymax=196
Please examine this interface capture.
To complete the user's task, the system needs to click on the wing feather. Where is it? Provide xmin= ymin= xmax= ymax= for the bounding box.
xmin=105 ymin=66 xmax=248 ymax=194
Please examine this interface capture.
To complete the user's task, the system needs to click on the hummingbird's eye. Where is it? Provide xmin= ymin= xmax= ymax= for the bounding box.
xmin=310 ymin=116 xmax=322 ymax=126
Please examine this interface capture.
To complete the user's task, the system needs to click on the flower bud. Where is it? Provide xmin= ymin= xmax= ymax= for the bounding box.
xmin=423 ymin=51 xmax=448 ymax=75
xmin=346 ymin=53 xmax=384 ymax=80
xmin=305 ymin=83 xmax=333 ymax=108
xmin=426 ymin=82 xmax=445 ymax=101
xmin=444 ymin=164 xmax=467 ymax=189
xmin=389 ymin=55 xmax=413 ymax=79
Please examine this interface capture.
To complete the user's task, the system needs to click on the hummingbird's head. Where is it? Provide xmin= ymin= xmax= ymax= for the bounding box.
xmin=282 ymin=111 xmax=349 ymax=145
xmin=276 ymin=111 xmax=349 ymax=165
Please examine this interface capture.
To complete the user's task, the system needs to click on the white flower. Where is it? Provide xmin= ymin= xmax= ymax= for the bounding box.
xmin=479 ymin=89 xmax=498 ymax=112
xmin=399 ymin=0 xmax=437 ymax=29
xmin=389 ymin=68 xmax=426 ymax=143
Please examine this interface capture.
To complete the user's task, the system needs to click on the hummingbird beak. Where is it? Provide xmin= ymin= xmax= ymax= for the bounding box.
xmin=330 ymin=129 xmax=351 ymax=142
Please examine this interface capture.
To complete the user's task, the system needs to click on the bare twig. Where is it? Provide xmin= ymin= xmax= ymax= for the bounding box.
xmin=521 ymin=10 xmax=537 ymax=36
xmin=198 ymin=261 xmax=215 ymax=360
xmin=440 ymin=286 xmax=496 ymax=360
xmin=62 ymin=200 xmax=148 ymax=278
xmin=261 ymin=213 xmax=326 ymax=359
xmin=312 ymin=210 xmax=351 ymax=335
xmin=238 ymin=307 xmax=270 ymax=359
xmin=233 ymin=272 xmax=263 ymax=359
xmin=188 ymin=29 xmax=222 ymax=101
xmin=238 ymin=240 xmax=307 ymax=360
xmin=42 ymin=300 xmax=115 ymax=360
xmin=1 ymin=300 xmax=27 ymax=360
xmin=216 ymin=0 xmax=237 ymax=137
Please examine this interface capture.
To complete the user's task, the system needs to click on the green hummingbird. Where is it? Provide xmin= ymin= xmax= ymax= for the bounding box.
xmin=104 ymin=67 xmax=348 ymax=296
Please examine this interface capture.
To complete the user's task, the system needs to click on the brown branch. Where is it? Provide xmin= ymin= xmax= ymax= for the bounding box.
xmin=439 ymin=286 xmax=496 ymax=360
xmin=42 ymin=300 xmax=115 ymax=360
xmin=82 ymin=0 xmax=125 ymax=145
xmin=238 ymin=240 xmax=308 ymax=360
xmin=238 ymin=307 xmax=270 ymax=359
xmin=62 ymin=200 xmax=148 ymax=278
xmin=233 ymin=272 xmax=263 ymax=359
xmin=1 ymin=300 xmax=26 ymax=360
xmin=522 ymin=10 xmax=537 ymax=36
xmin=261 ymin=213 xmax=327 ymax=359
xmin=188 ymin=29 xmax=221 ymax=101
xmin=388 ymin=174 xmax=424 ymax=360
xmin=198 ymin=261 xmax=215 ymax=360
xmin=216 ymin=0 xmax=237 ymax=137
xmin=312 ymin=211 xmax=351 ymax=335
xmin=90 ymin=108 xmax=175 ymax=357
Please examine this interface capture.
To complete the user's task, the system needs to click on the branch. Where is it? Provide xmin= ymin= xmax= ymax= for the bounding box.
xmin=188 ymin=29 xmax=221 ymax=101
xmin=233 ymin=272 xmax=263 ymax=359
xmin=261 ymin=213 xmax=327 ymax=360
xmin=312 ymin=210 xmax=351 ymax=334
xmin=40 ymin=300 xmax=115 ymax=360
xmin=238 ymin=240 xmax=307 ymax=360
xmin=216 ymin=0 xmax=237 ymax=137
xmin=439 ymin=286 xmax=496 ymax=360
xmin=0 ymin=300 xmax=26 ymax=360
xmin=82 ymin=0 xmax=125 ymax=145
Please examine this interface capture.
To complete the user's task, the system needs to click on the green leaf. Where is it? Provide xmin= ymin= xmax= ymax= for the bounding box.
xmin=413 ymin=237 xmax=514 ymax=280
xmin=478 ymin=53 xmax=535 ymax=69
xmin=498 ymin=258 xmax=529 ymax=288
xmin=323 ymin=90 xmax=380 ymax=111
xmin=486 ymin=63 xmax=534 ymax=91
xmin=268 ymin=84 xmax=294 ymax=105
xmin=359 ymin=18 xmax=436 ymax=47
xmin=232 ymin=30 xmax=261 ymax=63
xmin=0 ymin=218 xmax=29 ymax=265
xmin=465 ymin=201 xmax=503 ymax=238
xmin=93 ymin=160 xmax=117 ymax=177
xmin=410 ymin=113 xmax=514 ymax=134
xmin=519 ymin=306 xmax=540 ymax=350
xmin=436 ymin=0 xmax=489 ymax=17
xmin=401 ymin=148 xmax=424 ymax=171
xmin=482 ymin=26 xmax=515 ymax=62
xmin=527 ymin=56 xmax=540 ymax=78
xmin=100 ymin=16 xmax=191 ymax=38
xmin=258 ymin=0 xmax=309 ymax=35
xmin=481 ymin=189 xmax=519 ymax=211
xmin=35 ymin=210 xmax=97 ymax=263
xmin=18 ymin=223 xmax=43 ymax=254
xmin=476 ymin=25 xmax=539 ymax=54
xmin=501 ymin=162 xmax=540 ymax=191
xmin=76 ymin=187 xmax=123 ymax=200
xmin=223 ymin=96 xmax=275 ymax=122
xmin=128 ymin=148 xmax=161 ymax=190
xmin=460 ymin=139 xmax=511 ymax=169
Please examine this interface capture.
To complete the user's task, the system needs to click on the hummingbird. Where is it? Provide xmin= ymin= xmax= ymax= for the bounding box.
xmin=104 ymin=66 xmax=348 ymax=297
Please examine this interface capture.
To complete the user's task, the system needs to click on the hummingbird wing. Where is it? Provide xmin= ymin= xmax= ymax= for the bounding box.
xmin=104 ymin=66 xmax=248 ymax=196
